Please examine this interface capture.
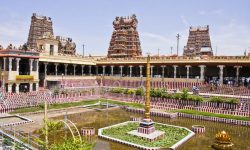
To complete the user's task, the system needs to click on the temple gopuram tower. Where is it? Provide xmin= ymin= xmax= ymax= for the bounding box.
xmin=107 ymin=14 xmax=142 ymax=58
xmin=183 ymin=25 xmax=213 ymax=57
xmin=27 ymin=13 xmax=53 ymax=50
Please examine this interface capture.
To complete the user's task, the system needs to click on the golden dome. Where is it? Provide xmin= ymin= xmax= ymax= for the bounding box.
xmin=215 ymin=131 xmax=232 ymax=143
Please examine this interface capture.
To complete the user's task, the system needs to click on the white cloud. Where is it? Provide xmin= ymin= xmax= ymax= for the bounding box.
xmin=212 ymin=19 xmax=250 ymax=55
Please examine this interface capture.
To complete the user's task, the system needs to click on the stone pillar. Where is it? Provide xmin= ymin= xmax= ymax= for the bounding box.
xmin=161 ymin=65 xmax=166 ymax=78
xmin=29 ymin=83 xmax=33 ymax=92
xmin=44 ymin=63 xmax=48 ymax=76
xmin=234 ymin=66 xmax=242 ymax=85
xmin=95 ymin=66 xmax=98 ymax=75
xmin=16 ymin=83 xmax=19 ymax=94
xmin=82 ymin=65 xmax=84 ymax=76
xmin=173 ymin=65 xmax=178 ymax=79
xmin=129 ymin=65 xmax=133 ymax=77
xmin=7 ymin=83 xmax=12 ymax=93
xmin=110 ymin=65 xmax=114 ymax=76
xmin=120 ymin=66 xmax=123 ymax=77
xmin=55 ymin=63 xmax=58 ymax=76
xmin=73 ymin=64 xmax=76 ymax=76
xmin=8 ymin=57 xmax=13 ymax=80
xmin=36 ymin=83 xmax=39 ymax=91
xmin=150 ymin=65 xmax=154 ymax=78
xmin=64 ymin=64 xmax=68 ymax=76
xmin=16 ymin=58 xmax=21 ymax=75
xmin=89 ymin=65 xmax=92 ymax=75
xmin=199 ymin=65 xmax=206 ymax=81
xmin=3 ymin=57 xmax=6 ymax=71
xmin=29 ymin=59 xmax=34 ymax=74
xmin=218 ymin=65 xmax=225 ymax=84
xmin=185 ymin=65 xmax=191 ymax=79
xmin=102 ymin=65 xmax=106 ymax=76
xmin=139 ymin=65 xmax=143 ymax=77
xmin=36 ymin=60 xmax=39 ymax=72
xmin=44 ymin=63 xmax=48 ymax=88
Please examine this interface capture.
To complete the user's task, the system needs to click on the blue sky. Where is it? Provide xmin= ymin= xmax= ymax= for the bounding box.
xmin=0 ymin=0 xmax=249 ymax=56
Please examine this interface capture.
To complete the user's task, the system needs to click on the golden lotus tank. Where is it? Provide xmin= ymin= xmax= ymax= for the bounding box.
xmin=212 ymin=131 xmax=234 ymax=150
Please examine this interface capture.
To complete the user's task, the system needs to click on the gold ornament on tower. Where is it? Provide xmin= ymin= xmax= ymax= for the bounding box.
xmin=212 ymin=131 xmax=233 ymax=150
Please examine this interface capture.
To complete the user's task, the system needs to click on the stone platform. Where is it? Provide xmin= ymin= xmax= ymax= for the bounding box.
xmin=98 ymin=121 xmax=195 ymax=150
xmin=128 ymin=130 xmax=165 ymax=142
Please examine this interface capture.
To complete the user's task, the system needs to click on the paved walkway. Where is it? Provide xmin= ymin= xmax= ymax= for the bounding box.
xmin=199 ymin=92 xmax=250 ymax=99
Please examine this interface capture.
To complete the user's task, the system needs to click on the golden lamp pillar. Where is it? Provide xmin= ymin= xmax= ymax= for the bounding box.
xmin=144 ymin=54 xmax=151 ymax=120
xmin=137 ymin=54 xmax=155 ymax=134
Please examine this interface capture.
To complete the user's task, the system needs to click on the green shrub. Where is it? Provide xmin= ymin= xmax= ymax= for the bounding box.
xmin=127 ymin=89 xmax=136 ymax=95
xmin=3 ymin=138 xmax=13 ymax=146
xmin=161 ymin=92 xmax=168 ymax=98
xmin=150 ymin=88 xmax=167 ymax=97
xmin=123 ymin=89 xmax=129 ymax=94
xmin=173 ymin=93 xmax=181 ymax=99
xmin=181 ymin=88 xmax=189 ymax=100
xmin=225 ymin=98 xmax=240 ymax=104
xmin=150 ymin=89 xmax=156 ymax=97
xmin=135 ymin=87 xmax=144 ymax=96
xmin=155 ymin=88 xmax=163 ymax=97
xmin=111 ymin=88 xmax=124 ymax=94
xmin=187 ymin=95 xmax=203 ymax=102
xmin=50 ymin=137 xmax=93 ymax=150
xmin=194 ymin=95 xmax=204 ymax=102
xmin=209 ymin=96 xmax=223 ymax=103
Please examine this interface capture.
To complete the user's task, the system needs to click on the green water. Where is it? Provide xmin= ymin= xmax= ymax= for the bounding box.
xmin=52 ymin=108 xmax=250 ymax=150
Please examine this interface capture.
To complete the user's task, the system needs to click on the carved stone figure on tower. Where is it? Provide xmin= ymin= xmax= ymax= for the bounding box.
xmin=56 ymin=36 xmax=76 ymax=55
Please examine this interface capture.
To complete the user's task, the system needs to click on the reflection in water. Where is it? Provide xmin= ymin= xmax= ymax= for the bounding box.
xmin=52 ymin=108 xmax=250 ymax=150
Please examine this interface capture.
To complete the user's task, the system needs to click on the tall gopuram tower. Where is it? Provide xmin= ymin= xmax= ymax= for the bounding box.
xmin=107 ymin=14 xmax=142 ymax=58
xmin=27 ymin=13 xmax=53 ymax=50
xmin=183 ymin=25 xmax=213 ymax=57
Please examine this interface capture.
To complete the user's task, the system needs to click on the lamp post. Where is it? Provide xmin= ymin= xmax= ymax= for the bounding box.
xmin=143 ymin=54 xmax=151 ymax=121
xmin=61 ymin=73 xmax=64 ymax=89
xmin=44 ymin=100 xmax=48 ymax=150
xmin=176 ymin=33 xmax=180 ymax=56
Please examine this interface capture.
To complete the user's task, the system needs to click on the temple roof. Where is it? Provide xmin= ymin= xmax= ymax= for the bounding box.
xmin=0 ymin=49 xmax=39 ymax=58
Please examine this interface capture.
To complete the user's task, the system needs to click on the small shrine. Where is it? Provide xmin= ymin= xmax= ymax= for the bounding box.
xmin=212 ymin=131 xmax=234 ymax=150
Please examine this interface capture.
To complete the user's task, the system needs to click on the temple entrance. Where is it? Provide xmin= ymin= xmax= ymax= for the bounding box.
xmin=19 ymin=83 xmax=29 ymax=93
